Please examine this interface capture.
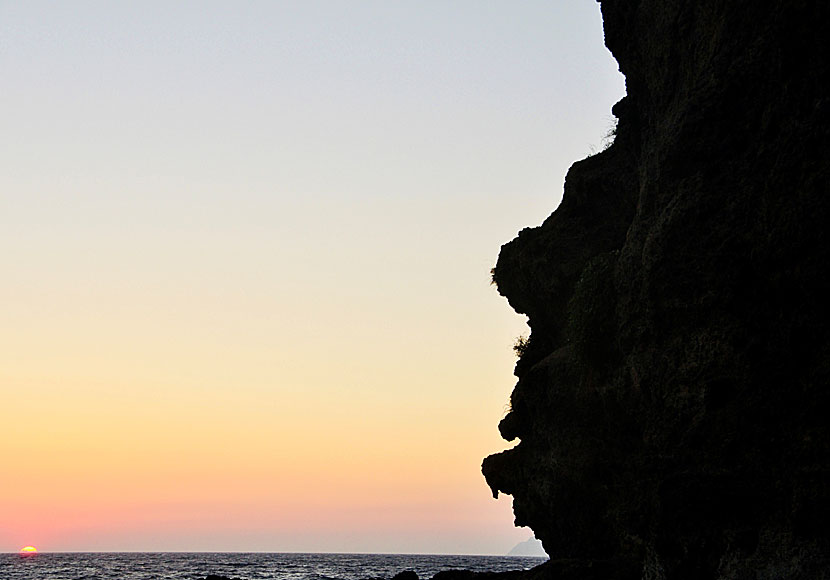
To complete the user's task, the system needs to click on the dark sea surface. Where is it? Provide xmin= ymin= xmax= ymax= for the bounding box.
xmin=0 ymin=552 xmax=547 ymax=580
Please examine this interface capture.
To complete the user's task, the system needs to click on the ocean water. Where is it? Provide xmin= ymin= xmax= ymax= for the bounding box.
xmin=0 ymin=552 xmax=547 ymax=580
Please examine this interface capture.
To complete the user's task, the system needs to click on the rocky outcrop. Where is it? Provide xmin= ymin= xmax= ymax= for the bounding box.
xmin=482 ymin=1 xmax=830 ymax=578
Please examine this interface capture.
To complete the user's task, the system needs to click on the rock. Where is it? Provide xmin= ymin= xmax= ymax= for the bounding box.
xmin=391 ymin=571 xmax=419 ymax=580
xmin=430 ymin=569 xmax=526 ymax=580
xmin=204 ymin=575 xmax=234 ymax=580
xmin=483 ymin=0 xmax=830 ymax=578
xmin=431 ymin=571 xmax=480 ymax=580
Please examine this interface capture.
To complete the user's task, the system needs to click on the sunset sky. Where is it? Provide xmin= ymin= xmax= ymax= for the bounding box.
xmin=1 ymin=1 xmax=624 ymax=554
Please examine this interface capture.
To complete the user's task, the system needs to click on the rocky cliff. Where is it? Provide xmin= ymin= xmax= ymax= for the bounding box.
xmin=482 ymin=1 xmax=830 ymax=578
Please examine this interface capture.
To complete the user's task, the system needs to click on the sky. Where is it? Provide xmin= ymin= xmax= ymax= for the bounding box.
xmin=1 ymin=1 xmax=624 ymax=555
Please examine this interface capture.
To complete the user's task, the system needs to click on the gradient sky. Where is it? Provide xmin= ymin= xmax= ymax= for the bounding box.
xmin=1 ymin=1 xmax=624 ymax=554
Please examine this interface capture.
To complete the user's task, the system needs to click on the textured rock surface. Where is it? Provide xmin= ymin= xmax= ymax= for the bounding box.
xmin=482 ymin=1 xmax=829 ymax=578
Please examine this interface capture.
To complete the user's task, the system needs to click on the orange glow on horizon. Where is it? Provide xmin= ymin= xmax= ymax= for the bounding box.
xmin=19 ymin=546 xmax=38 ymax=554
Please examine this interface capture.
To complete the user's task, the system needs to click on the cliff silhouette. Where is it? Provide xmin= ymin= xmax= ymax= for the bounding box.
xmin=482 ymin=1 xmax=829 ymax=578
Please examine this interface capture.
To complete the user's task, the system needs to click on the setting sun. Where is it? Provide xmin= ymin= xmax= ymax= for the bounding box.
xmin=19 ymin=546 xmax=37 ymax=554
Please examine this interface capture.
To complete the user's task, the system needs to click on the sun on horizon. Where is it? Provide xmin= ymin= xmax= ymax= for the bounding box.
xmin=19 ymin=546 xmax=37 ymax=555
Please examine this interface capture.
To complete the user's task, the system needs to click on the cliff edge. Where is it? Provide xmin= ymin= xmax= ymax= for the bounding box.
xmin=482 ymin=1 xmax=830 ymax=578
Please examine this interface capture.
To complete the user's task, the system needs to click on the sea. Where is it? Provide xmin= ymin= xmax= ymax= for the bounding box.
xmin=0 ymin=552 xmax=548 ymax=580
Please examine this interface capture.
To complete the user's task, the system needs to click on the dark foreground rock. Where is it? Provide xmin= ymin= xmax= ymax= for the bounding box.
xmin=483 ymin=0 xmax=830 ymax=579
xmin=428 ymin=559 xmax=634 ymax=580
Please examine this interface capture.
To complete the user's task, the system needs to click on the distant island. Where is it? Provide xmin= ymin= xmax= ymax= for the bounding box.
xmin=507 ymin=538 xmax=547 ymax=558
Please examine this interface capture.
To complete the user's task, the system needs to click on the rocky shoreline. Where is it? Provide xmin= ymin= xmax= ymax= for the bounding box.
xmin=202 ymin=558 xmax=635 ymax=580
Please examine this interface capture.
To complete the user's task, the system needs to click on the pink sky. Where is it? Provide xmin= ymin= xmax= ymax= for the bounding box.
xmin=1 ymin=0 xmax=624 ymax=554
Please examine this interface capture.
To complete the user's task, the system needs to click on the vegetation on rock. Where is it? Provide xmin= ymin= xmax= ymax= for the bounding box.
xmin=483 ymin=1 xmax=830 ymax=578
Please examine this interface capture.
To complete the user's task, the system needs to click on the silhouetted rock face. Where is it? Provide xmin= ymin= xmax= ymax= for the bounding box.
xmin=483 ymin=1 xmax=830 ymax=578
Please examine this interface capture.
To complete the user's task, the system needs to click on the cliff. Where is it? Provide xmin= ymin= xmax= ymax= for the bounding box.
xmin=482 ymin=1 xmax=830 ymax=578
